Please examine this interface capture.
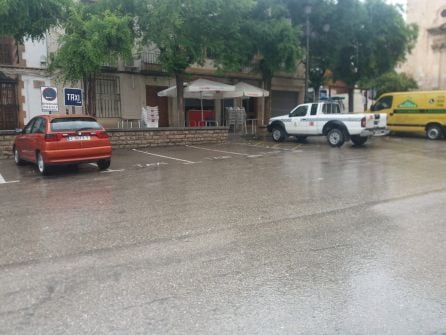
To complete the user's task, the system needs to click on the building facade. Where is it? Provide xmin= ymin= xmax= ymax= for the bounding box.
xmin=0 ymin=34 xmax=306 ymax=130
xmin=400 ymin=0 xmax=446 ymax=90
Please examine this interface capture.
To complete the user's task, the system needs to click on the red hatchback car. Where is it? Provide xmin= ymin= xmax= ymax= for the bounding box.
xmin=13 ymin=115 xmax=112 ymax=175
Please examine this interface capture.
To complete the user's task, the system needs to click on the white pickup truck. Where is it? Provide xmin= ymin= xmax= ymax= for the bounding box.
xmin=267 ymin=101 xmax=388 ymax=147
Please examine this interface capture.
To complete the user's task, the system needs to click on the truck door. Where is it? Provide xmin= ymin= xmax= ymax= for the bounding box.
xmin=287 ymin=105 xmax=309 ymax=134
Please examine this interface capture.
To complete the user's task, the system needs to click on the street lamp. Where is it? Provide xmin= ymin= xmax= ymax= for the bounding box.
xmin=304 ymin=5 xmax=312 ymax=103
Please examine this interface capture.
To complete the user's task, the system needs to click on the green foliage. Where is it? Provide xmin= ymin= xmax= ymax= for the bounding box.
xmin=140 ymin=0 xmax=254 ymax=76
xmin=50 ymin=4 xmax=134 ymax=83
xmin=211 ymin=0 xmax=301 ymax=91
xmin=0 ymin=0 xmax=71 ymax=43
xmin=367 ymin=71 xmax=418 ymax=98
xmin=329 ymin=0 xmax=418 ymax=86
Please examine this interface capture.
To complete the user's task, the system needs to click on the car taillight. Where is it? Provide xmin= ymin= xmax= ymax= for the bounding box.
xmin=361 ymin=117 xmax=366 ymax=128
xmin=45 ymin=133 xmax=64 ymax=142
xmin=96 ymin=131 xmax=109 ymax=139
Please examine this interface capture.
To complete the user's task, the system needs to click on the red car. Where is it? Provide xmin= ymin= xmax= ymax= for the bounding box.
xmin=13 ymin=115 xmax=112 ymax=175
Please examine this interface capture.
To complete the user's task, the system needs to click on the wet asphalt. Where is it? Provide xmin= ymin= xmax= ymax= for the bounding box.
xmin=0 ymin=135 xmax=446 ymax=334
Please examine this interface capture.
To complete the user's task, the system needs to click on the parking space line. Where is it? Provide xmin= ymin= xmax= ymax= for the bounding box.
xmin=132 ymin=149 xmax=197 ymax=164
xmin=0 ymin=173 xmax=19 ymax=184
xmin=186 ymin=145 xmax=250 ymax=156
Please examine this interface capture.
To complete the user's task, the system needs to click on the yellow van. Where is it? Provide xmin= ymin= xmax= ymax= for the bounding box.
xmin=370 ymin=91 xmax=446 ymax=140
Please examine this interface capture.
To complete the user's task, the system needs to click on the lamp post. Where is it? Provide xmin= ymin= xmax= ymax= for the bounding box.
xmin=304 ymin=5 xmax=312 ymax=103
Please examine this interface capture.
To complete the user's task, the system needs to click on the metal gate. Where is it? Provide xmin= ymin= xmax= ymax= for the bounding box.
xmin=0 ymin=76 xmax=18 ymax=130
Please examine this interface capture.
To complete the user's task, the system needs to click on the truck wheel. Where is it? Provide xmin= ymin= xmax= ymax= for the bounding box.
xmin=327 ymin=128 xmax=345 ymax=147
xmin=351 ymin=135 xmax=368 ymax=146
xmin=426 ymin=124 xmax=443 ymax=140
xmin=272 ymin=126 xmax=286 ymax=142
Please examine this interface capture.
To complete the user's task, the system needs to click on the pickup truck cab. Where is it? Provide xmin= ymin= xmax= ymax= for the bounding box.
xmin=267 ymin=101 xmax=388 ymax=147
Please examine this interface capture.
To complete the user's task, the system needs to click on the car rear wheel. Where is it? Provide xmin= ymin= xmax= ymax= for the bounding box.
xmin=36 ymin=152 xmax=49 ymax=176
xmin=272 ymin=126 xmax=286 ymax=142
xmin=97 ymin=159 xmax=111 ymax=171
xmin=351 ymin=135 xmax=368 ymax=146
xmin=13 ymin=147 xmax=25 ymax=166
xmin=426 ymin=124 xmax=443 ymax=140
xmin=327 ymin=128 xmax=345 ymax=147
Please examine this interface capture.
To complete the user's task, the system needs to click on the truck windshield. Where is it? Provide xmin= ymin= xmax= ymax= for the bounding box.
xmin=373 ymin=96 xmax=393 ymax=111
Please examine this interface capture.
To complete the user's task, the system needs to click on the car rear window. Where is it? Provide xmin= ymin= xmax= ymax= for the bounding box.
xmin=50 ymin=118 xmax=103 ymax=131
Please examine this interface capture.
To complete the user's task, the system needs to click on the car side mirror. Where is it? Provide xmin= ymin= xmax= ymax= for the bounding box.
xmin=370 ymin=104 xmax=376 ymax=112
xmin=15 ymin=128 xmax=23 ymax=134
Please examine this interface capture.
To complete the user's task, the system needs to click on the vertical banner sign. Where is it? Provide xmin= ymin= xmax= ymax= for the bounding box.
xmin=64 ymin=88 xmax=83 ymax=107
xmin=41 ymin=87 xmax=59 ymax=113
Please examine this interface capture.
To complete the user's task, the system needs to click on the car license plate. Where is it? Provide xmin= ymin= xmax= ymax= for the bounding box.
xmin=68 ymin=135 xmax=91 ymax=141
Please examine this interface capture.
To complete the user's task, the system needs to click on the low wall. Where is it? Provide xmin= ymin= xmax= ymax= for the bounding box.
xmin=107 ymin=127 xmax=229 ymax=149
xmin=0 ymin=127 xmax=229 ymax=159
xmin=0 ymin=131 xmax=15 ymax=159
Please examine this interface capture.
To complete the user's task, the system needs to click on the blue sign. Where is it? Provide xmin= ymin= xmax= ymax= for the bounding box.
xmin=42 ymin=87 xmax=57 ymax=101
xmin=64 ymin=88 xmax=83 ymax=106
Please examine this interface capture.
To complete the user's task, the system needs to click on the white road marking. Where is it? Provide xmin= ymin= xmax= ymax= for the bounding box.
xmin=205 ymin=156 xmax=232 ymax=161
xmin=132 ymin=149 xmax=197 ymax=164
xmin=0 ymin=173 xmax=19 ymax=184
xmin=186 ymin=145 xmax=250 ymax=156
xmin=100 ymin=168 xmax=124 ymax=173
xmin=89 ymin=163 xmax=97 ymax=167
xmin=146 ymin=162 xmax=168 ymax=167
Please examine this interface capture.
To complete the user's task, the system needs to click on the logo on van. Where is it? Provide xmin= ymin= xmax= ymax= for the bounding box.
xmin=398 ymin=100 xmax=417 ymax=108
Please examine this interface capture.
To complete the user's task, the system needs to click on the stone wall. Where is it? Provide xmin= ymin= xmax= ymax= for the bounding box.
xmin=0 ymin=127 xmax=229 ymax=159
xmin=0 ymin=131 xmax=15 ymax=159
xmin=107 ymin=127 xmax=229 ymax=149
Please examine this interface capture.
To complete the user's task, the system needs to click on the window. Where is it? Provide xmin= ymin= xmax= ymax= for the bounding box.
xmin=374 ymin=96 xmax=393 ymax=111
xmin=322 ymin=103 xmax=339 ymax=114
xmin=290 ymin=105 xmax=308 ymax=117
xmin=0 ymin=38 xmax=13 ymax=65
xmin=441 ymin=9 xmax=446 ymax=18
xmin=23 ymin=119 xmax=36 ymax=134
xmin=51 ymin=117 xmax=102 ymax=131
xmin=310 ymin=104 xmax=318 ymax=115
xmin=31 ymin=118 xmax=45 ymax=133
xmin=95 ymin=76 xmax=121 ymax=118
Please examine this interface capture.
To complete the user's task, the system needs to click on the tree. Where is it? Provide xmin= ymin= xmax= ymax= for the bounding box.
xmin=50 ymin=2 xmax=135 ymax=115
xmin=0 ymin=0 xmax=71 ymax=43
xmin=366 ymin=71 xmax=418 ymax=98
xmin=329 ymin=0 xmax=418 ymax=112
xmin=216 ymin=0 xmax=301 ymax=124
xmin=139 ymin=0 xmax=253 ymax=127
xmin=286 ymin=0 xmax=333 ymax=101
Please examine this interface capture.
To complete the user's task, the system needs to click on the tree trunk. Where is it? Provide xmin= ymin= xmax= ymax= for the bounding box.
xmin=83 ymin=75 xmax=96 ymax=116
xmin=174 ymin=73 xmax=185 ymax=127
xmin=263 ymin=77 xmax=272 ymax=125
xmin=348 ymin=87 xmax=354 ymax=113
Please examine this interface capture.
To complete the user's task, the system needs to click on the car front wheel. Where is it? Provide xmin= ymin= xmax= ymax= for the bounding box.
xmin=13 ymin=147 xmax=25 ymax=166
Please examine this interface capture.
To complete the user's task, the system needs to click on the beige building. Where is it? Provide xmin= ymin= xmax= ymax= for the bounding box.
xmin=1 ymin=33 xmax=305 ymax=130
xmin=401 ymin=0 xmax=446 ymax=90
